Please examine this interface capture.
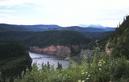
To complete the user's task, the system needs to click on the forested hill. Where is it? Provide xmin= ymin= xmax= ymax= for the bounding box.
xmin=0 ymin=30 xmax=90 ymax=47
xmin=26 ymin=30 xmax=90 ymax=47
xmin=0 ymin=23 xmax=115 ymax=41
xmin=106 ymin=15 xmax=129 ymax=58
xmin=0 ymin=24 xmax=60 ymax=31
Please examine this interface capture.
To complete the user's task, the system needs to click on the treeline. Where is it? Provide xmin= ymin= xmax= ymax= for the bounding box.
xmin=0 ymin=30 xmax=91 ymax=47
xmin=0 ymin=42 xmax=28 ymax=59
xmin=26 ymin=30 xmax=91 ymax=47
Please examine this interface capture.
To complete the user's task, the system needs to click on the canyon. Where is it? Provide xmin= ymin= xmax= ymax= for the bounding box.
xmin=30 ymin=45 xmax=80 ymax=57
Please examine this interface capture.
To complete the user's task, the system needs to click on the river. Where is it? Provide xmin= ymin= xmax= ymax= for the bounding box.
xmin=29 ymin=52 xmax=70 ymax=69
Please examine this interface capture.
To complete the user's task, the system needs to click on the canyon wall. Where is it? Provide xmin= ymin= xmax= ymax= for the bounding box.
xmin=30 ymin=45 xmax=80 ymax=57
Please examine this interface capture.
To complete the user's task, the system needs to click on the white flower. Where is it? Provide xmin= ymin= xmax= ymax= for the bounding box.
xmin=81 ymin=72 xmax=85 ymax=75
xmin=98 ymin=63 xmax=102 ymax=66
xmin=86 ymin=77 xmax=90 ymax=80
xmin=78 ymin=80 xmax=81 ymax=82
xmin=88 ymin=74 xmax=91 ymax=77
xmin=85 ymin=72 xmax=88 ymax=74
xmin=82 ymin=80 xmax=85 ymax=82
xmin=99 ymin=68 xmax=102 ymax=71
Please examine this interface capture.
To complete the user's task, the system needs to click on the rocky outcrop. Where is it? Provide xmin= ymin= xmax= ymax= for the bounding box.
xmin=30 ymin=45 xmax=80 ymax=57
xmin=105 ymin=42 xmax=113 ymax=56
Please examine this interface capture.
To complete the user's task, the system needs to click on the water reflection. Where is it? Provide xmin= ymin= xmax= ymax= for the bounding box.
xmin=29 ymin=52 xmax=70 ymax=69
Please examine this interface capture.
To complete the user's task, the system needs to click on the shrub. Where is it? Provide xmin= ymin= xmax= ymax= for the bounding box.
xmin=14 ymin=49 xmax=129 ymax=82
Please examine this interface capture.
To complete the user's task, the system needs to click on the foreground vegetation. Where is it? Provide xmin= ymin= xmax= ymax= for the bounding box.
xmin=0 ymin=42 xmax=32 ymax=82
xmin=14 ymin=48 xmax=129 ymax=82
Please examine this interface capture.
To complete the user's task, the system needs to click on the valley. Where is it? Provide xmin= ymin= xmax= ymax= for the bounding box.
xmin=1 ymin=17 xmax=129 ymax=82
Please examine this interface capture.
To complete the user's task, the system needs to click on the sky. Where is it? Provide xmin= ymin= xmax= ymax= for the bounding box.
xmin=0 ymin=0 xmax=129 ymax=27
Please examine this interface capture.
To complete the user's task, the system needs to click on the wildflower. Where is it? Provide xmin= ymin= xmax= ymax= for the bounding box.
xmin=78 ymin=80 xmax=81 ymax=82
xmin=99 ymin=68 xmax=102 ymax=71
xmin=103 ymin=60 xmax=106 ymax=64
xmin=100 ymin=59 xmax=106 ymax=64
xmin=88 ymin=74 xmax=91 ymax=77
xmin=98 ymin=63 xmax=102 ymax=66
xmin=86 ymin=77 xmax=90 ymax=80
xmin=85 ymin=72 xmax=88 ymax=74
xmin=82 ymin=80 xmax=85 ymax=82
xmin=78 ymin=80 xmax=85 ymax=82
xmin=81 ymin=72 xmax=85 ymax=75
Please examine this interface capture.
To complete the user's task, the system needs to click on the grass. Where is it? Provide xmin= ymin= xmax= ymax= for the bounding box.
xmin=14 ymin=49 xmax=129 ymax=82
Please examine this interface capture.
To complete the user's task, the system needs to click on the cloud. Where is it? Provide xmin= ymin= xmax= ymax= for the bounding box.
xmin=0 ymin=0 xmax=32 ymax=5
xmin=0 ymin=0 xmax=38 ymax=17
xmin=0 ymin=0 xmax=129 ymax=26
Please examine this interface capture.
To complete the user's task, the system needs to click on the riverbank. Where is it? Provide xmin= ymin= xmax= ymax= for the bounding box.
xmin=29 ymin=52 xmax=70 ymax=69
xmin=30 ymin=45 xmax=81 ymax=58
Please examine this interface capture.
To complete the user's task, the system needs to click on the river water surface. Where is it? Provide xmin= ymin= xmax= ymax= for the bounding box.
xmin=29 ymin=52 xmax=70 ymax=69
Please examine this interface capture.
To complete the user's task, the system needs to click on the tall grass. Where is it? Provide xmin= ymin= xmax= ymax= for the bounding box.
xmin=14 ymin=48 xmax=129 ymax=82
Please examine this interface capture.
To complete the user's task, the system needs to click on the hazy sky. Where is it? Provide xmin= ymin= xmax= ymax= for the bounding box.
xmin=0 ymin=0 xmax=129 ymax=27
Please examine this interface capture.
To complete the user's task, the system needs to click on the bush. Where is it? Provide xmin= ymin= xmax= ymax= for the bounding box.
xmin=14 ymin=49 xmax=129 ymax=82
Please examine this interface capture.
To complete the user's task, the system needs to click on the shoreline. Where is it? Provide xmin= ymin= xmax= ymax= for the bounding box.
xmin=29 ymin=51 xmax=68 ymax=60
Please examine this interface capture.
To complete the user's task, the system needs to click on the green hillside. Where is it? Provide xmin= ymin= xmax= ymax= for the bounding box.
xmin=26 ymin=30 xmax=90 ymax=47
xmin=0 ymin=30 xmax=91 ymax=47
xmin=107 ymin=16 xmax=129 ymax=58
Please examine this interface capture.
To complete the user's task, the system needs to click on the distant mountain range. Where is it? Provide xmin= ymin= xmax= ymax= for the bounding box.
xmin=0 ymin=23 xmax=115 ymax=40
xmin=0 ymin=23 xmax=115 ymax=32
